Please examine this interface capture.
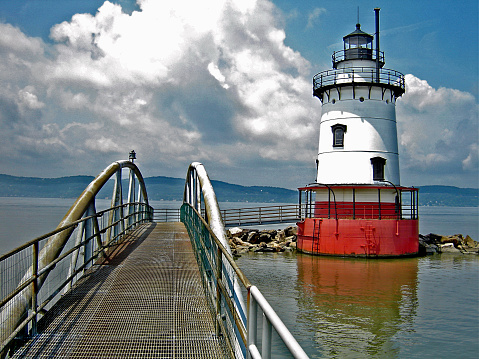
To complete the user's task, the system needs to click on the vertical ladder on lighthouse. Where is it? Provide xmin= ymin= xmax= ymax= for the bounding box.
xmin=361 ymin=221 xmax=378 ymax=255
xmin=312 ymin=219 xmax=321 ymax=252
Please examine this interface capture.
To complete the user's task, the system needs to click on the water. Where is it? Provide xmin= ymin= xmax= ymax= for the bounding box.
xmin=237 ymin=253 xmax=479 ymax=358
xmin=0 ymin=198 xmax=478 ymax=358
xmin=418 ymin=206 xmax=478 ymax=238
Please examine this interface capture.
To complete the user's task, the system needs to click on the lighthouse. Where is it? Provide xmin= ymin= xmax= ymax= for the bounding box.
xmin=297 ymin=9 xmax=419 ymax=257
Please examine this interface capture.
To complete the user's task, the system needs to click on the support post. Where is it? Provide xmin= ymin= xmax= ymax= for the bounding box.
xmin=127 ymin=168 xmax=136 ymax=227
xmin=215 ymin=246 xmax=222 ymax=336
xmin=84 ymin=202 xmax=99 ymax=268
xmin=65 ymin=220 xmax=85 ymax=293
xmin=353 ymin=188 xmax=356 ymax=220
xmin=31 ymin=241 xmax=38 ymax=337
xmin=247 ymin=293 xmax=257 ymax=359
xmin=378 ymin=188 xmax=381 ymax=220
xmin=262 ymin=313 xmax=272 ymax=359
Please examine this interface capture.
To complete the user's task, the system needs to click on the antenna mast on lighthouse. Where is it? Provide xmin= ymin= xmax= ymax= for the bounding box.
xmin=375 ymin=8 xmax=380 ymax=82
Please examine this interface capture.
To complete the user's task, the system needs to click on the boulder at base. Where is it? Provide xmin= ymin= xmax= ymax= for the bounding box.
xmin=419 ymin=233 xmax=478 ymax=255
xmin=227 ymin=226 xmax=297 ymax=254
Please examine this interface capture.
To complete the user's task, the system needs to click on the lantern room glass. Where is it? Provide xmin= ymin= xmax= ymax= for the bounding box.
xmin=343 ymin=25 xmax=373 ymax=61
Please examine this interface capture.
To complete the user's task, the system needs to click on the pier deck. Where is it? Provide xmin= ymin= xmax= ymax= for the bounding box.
xmin=13 ymin=222 xmax=230 ymax=358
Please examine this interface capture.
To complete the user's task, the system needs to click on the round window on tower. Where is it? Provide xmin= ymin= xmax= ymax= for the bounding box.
xmin=332 ymin=99 xmax=336 ymax=104
xmin=359 ymin=97 xmax=365 ymax=102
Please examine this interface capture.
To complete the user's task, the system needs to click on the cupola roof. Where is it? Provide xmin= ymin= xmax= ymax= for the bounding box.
xmin=343 ymin=24 xmax=373 ymax=44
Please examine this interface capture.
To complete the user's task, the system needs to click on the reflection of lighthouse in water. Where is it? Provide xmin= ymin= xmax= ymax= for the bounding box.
xmin=296 ymin=255 xmax=419 ymax=357
xmin=297 ymin=9 xmax=419 ymax=257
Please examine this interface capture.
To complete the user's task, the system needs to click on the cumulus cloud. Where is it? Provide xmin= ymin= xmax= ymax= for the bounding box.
xmin=0 ymin=23 xmax=44 ymax=57
xmin=397 ymin=74 xmax=478 ymax=186
xmin=18 ymin=87 xmax=45 ymax=110
xmin=0 ymin=1 xmax=476 ymax=189
xmin=0 ymin=0 xmax=319 ymax=185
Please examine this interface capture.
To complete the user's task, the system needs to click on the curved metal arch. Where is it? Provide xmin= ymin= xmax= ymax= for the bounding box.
xmin=1 ymin=160 xmax=150 ymax=352
xmin=59 ymin=160 xmax=148 ymax=228
xmin=183 ymin=162 xmax=229 ymax=253
xmin=183 ymin=162 xmax=246 ymax=326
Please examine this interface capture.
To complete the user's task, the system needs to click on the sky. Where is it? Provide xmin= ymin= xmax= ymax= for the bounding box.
xmin=0 ymin=0 xmax=477 ymax=190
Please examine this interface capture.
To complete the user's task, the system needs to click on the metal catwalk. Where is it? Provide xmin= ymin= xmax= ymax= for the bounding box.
xmin=13 ymin=222 xmax=230 ymax=358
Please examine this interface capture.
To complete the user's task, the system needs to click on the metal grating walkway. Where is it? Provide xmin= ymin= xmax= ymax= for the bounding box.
xmin=13 ymin=222 xmax=231 ymax=358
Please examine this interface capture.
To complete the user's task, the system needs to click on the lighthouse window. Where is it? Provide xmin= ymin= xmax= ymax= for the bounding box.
xmin=371 ymin=157 xmax=386 ymax=181
xmin=331 ymin=124 xmax=347 ymax=147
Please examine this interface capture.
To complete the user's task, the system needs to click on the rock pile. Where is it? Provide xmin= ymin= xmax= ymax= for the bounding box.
xmin=419 ymin=233 xmax=479 ymax=255
xmin=227 ymin=226 xmax=479 ymax=256
xmin=227 ymin=226 xmax=297 ymax=255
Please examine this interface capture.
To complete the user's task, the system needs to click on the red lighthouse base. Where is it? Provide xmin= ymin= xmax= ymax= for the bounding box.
xmin=297 ymin=218 xmax=419 ymax=257
xmin=296 ymin=185 xmax=420 ymax=257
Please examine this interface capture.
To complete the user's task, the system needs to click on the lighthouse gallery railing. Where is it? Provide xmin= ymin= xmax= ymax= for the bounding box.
xmin=313 ymin=66 xmax=405 ymax=97
xmin=298 ymin=185 xmax=419 ymax=221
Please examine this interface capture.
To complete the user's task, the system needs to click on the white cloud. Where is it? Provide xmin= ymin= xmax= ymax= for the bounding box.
xmin=0 ymin=23 xmax=44 ymax=56
xmin=45 ymin=0 xmax=316 ymax=166
xmin=85 ymin=136 xmax=122 ymax=153
xmin=18 ymin=87 xmax=45 ymax=110
xmin=0 ymin=1 xmax=476 ymax=189
xmin=397 ymin=74 xmax=478 ymax=185
xmin=462 ymin=143 xmax=478 ymax=171
xmin=207 ymin=62 xmax=229 ymax=89
xmin=307 ymin=7 xmax=326 ymax=29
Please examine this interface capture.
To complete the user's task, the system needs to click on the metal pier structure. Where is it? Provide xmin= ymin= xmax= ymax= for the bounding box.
xmin=12 ymin=222 xmax=229 ymax=358
xmin=1 ymin=159 xmax=308 ymax=359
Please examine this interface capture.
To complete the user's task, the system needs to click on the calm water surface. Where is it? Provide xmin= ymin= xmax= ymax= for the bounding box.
xmin=236 ymin=252 xmax=479 ymax=358
xmin=0 ymin=198 xmax=478 ymax=358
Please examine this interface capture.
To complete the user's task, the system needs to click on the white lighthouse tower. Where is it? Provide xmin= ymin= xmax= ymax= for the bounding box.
xmin=314 ymin=8 xmax=403 ymax=185
xmin=297 ymin=9 xmax=419 ymax=257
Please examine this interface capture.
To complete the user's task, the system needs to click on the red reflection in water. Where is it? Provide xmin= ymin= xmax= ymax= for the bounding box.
xmin=296 ymin=255 xmax=419 ymax=357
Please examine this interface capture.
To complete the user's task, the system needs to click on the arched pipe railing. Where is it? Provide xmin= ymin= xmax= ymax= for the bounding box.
xmin=0 ymin=160 xmax=152 ymax=357
xmin=182 ymin=162 xmax=308 ymax=359
xmin=183 ymin=163 xmax=245 ymax=315
xmin=183 ymin=162 xmax=228 ymax=249
xmin=380 ymin=180 xmax=401 ymax=220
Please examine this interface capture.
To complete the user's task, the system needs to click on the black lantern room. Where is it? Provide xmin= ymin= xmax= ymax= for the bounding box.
xmin=332 ymin=23 xmax=384 ymax=69
xmin=344 ymin=24 xmax=373 ymax=60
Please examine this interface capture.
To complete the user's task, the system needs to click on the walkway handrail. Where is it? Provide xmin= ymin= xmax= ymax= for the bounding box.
xmin=183 ymin=162 xmax=246 ymax=308
xmin=248 ymin=286 xmax=308 ymax=359
xmin=0 ymin=160 xmax=153 ymax=357
xmin=153 ymin=208 xmax=181 ymax=222
xmin=184 ymin=162 xmax=229 ymax=250
xmin=181 ymin=203 xmax=308 ymax=359
xmin=182 ymin=162 xmax=308 ymax=359
xmin=222 ymin=204 xmax=303 ymax=227
xmin=183 ymin=162 xmax=247 ymax=353
xmin=181 ymin=203 xmax=249 ymax=357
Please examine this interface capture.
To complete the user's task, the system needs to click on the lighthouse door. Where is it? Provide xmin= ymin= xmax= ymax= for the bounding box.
xmin=312 ymin=219 xmax=321 ymax=253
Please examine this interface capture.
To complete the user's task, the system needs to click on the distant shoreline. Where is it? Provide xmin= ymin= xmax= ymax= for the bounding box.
xmin=0 ymin=174 xmax=477 ymax=207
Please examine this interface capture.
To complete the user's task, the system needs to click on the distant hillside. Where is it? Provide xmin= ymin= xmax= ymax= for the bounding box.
xmin=418 ymin=185 xmax=478 ymax=207
xmin=0 ymin=174 xmax=297 ymax=203
xmin=0 ymin=174 xmax=96 ymax=198
xmin=142 ymin=176 xmax=297 ymax=203
xmin=0 ymin=174 xmax=476 ymax=206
